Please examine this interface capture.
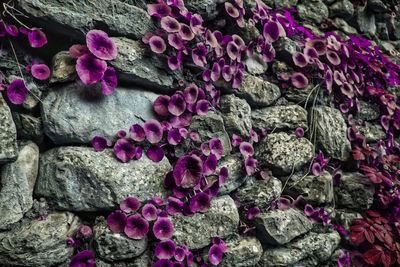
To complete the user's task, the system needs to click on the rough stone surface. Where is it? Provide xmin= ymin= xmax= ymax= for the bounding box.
xmin=355 ymin=100 xmax=380 ymax=121
xmin=256 ymin=133 xmax=314 ymax=175
xmin=284 ymin=82 xmax=318 ymax=104
xmin=334 ymin=18 xmax=359 ymax=35
xmin=0 ymin=94 xmax=18 ymax=163
xmin=313 ymin=106 xmax=351 ymax=161
xmin=297 ymin=1 xmax=329 ymax=24
xmin=220 ymin=94 xmax=252 ymax=137
xmin=95 ymin=250 xmax=152 ymax=267
xmin=234 ymin=74 xmax=281 ymax=107
xmin=235 ymin=178 xmax=282 ymax=211
xmin=171 ymin=195 xmax=239 ymax=250
xmin=255 ymin=208 xmax=313 ymax=245
xmin=244 ymin=54 xmax=268 ymax=75
xmin=356 ymin=124 xmax=386 ymax=143
xmin=185 ymin=0 xmax=218 ymax=20
xmin=334 ymin=172 xmax=375 ymax=211
xmin=50 ymin=51 xmax=76 ymax=83
xmin=188 ymin=113 xmax=232 ymax=156
xmin=94 ymin=218 xmax=147 ymax=261
xmin=110 ymin=37 xmax=182 ymax=91
xmin=0 ymin=212 xmax=80 ymax=266
xmin=273 ymin=0 xmax=298 ymax=9
xmin=0 ymin=141 xmax=39 ymax=230
xmin=251 ymin=105 xmax=308 ymax=131
xmin=329 ymin=0 xmax=354 ymax=19
xmin=41 ymin=82 xmax=159 ymax=144
xmin=259 ymin=231 xmax=341 ymax=266
xmin=334 ymin=209 xmax=363 ymax=232
xmin=354 ymin=6 xmax=376 ymax=36
xmin=274 ymin=37 xmax=300 ymax=64
xmin=16 ymin=0 xmax=154 ymax=40
xmin=35 ymin=147 xmax=171 ymax=212
xmin=219 ymin=234 xmax=263 ymax=267
xmin=13 ymin=113 xmax=44 ymax=144
xmin=217 ymin=154 xmax=249 ymax=196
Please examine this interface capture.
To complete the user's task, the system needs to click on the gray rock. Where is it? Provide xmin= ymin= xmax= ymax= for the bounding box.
xmin=41 ymin=82 xmax=159 ymax=144
xmin=386 ymin=16 xmax=400 ymax=41
xmin=171 ymin=195 xmax=239 ymax=250
xmin=285 ymin=82 xmax=318 ymax=104
xmin=256 ymin=133 xmax=314 ymax=175
xmin=334 ymin=209 xmax=363 ymax=232
xmin=220 ymin=94 xmax=252 ymax=137
xmin=50 ymin=51 xmax=76 ymax=84
xmin=244 ymin=54 xmax=268 ymax=75
xmin=235 ymin=74 xmax=281 ymax=107
xmin=110 ymin=37 xmax=182 ymax=91
xmin=255 ymin=208 xmax=313 ymax=245
xmin=334 ymin=18 xmax=359 ymax=35
xmin=356 ymin=124 xmax=386 ymax=143
xmin=297 ymin=2 xmax=329 ymax=24
xmin=35 ymin=147 xmax=171 ymax=212
xmin=230 ymin=23 xmax=261 ymax=44
xmin=274 ymin=0 xmax=298 ymax=9
xmin=0 ymin=141 xmax=39 ymax=230
xmin=313 ymin=106 xmax=351 ymax=161
xmin=188 ymin=113 xmax=232 ymax=156
xmin=95 ymin=250 xmax=152 ymax=267
xmin=219 ymin=234 xmax=263 ymax=267
xmin=329 ymin=0 xmax=354 ymax=19
xmin=12 ymin=113 xmax=44 ymax=143
xmin=0 ymin=212 xmax=80 ymax=266
xmin=367 ymin=0 xmax=388 ymax=12
xmin=354 ymin=6 xmax=376 ymax=36
xmin=377 ymin=22 xmax=390 ymax=40
xmin=355 ymin=100 xmax=380 ymax=121
xmin=94 ymin=218 xmax=147 ymax=261
xmin=334 ymin=172 xmax=375 ymax=210
xmin=0 ymin=94 xmax=18 ymax=163
xmin=251 ymin=105 xmax=308 ymax=131
xmin=16 ymin=0 xmax=154 ymax=40
xmin=259 ymin=231 xmax=341 ymax=266
xmin=186 ymin=0 xmax=218 ymax=20
xmin=274 ymin=37 xmax=300 ymax=64
xmin=217 ymin=154 xmax=249 ymax=196
xmin=235 ymin=178 xmax=282 ymax=211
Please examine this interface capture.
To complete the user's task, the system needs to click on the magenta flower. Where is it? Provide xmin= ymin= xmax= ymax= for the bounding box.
xmin=263 ymin=21 xmax=280 ymax=42
xmin=154 ymin=259 xmax=174 ymax=267
xmin=304 ymin=204 xmax=314 ymax=216
xmin=195 ymin=100 xmax=210 ymax=116
xmin=124 ymin=214 xmax=149 ymax=239
xmin=203 ymin=154 xmax=217 ymax=176
xmin=231 ymin=134 xmax=242 ymax=147
xmin=170 ymin=112 xmax=192 ymax=128
xmin=7 ymin=79 xmax=28 ymax=105
xmin=245 ymin=156 xmax=257 ymax=176
xmin=149 ymin=36 xmax=167 ymax=54
xmin=28 ymin=29 xmax=47 ymax=48
xmin=174 ymin=246 xmax=186 ymax=261
xmin=218 ymin=166 xmax=229 ymax=185
xmin=69 ymin=250 xmax=94 ymax=267
xmin=247 ymin=206 xmax=260 ymax=220
xmin=156 ymin=239 xmax=176 ymax=259
xmin=205 ymin=30 xmax=219 ymax=48
xmin=154 ymin=95 xmax=171 ymax=117
xmin=147 ymin=145 xmax=165 ymax=162
xmin=120 ymin=197 xmax=140 ymax=213
xmin=209 ymin=138 xmax=223 ymax=160
xmin=166 ymin=197 xmax=184 ymax=215
xmin=325 ymin=68 xmax=333 ymax=94
xmin=135 ymin=146 xmax=143 ymax=159
xmin=179 ymin=128 xmax=188 ymax=139
xmin=168 ymin=33 xmax=184 ymax=50
xmin=144 ymin=119 xmax=163 ymax=144
xmin=179 ymin=23 xmax=194 ymax=41
xmin=208 ymin=245 xmax=223 ymax=265
xmin=189 ymin=192 xmax=211 ymax=213
xmin=31 ymin=63 xmax=50 ymax=80
xmin=6 ymin=25 xmax=19 ymax=36
xmin=76 ymin=54 xmax=107 ymax=85
xmin=78 ymin=225 xmax=93 ymax=238
xmin=114 ymin=139 xmax=135 ymax=163
xmin=147 ymin=3 xmax=171 ymax=18
xmin=161 ymin=16 xmax=181 ymax=33
xmin=117 ymin=130 xmax=126 ymax=138
xmin=292 ymin=52 xmax=307 ymax=68
xmin=295 ymin=127 xmax=304 ymax=138
xmin=187 ymin=252 xmax=194 ymax=266
xmin=227 ymin=41 xmax=239 ymax=60
xmin=184 ymin=84 xmax=199 ymax=104
xmin=312 ymin=162 xmax=322 ymax=176
xmin=189 ymin=130 xmax=200 ymax=142
xmin=201 ymin=143 xmax=211 ymax=156
xmin=86 ymin=30 xmax=117 ymax=60
xmin=69 ymin=44 xmax=90 ymax=58
xmin=173 ymin=154 xmax=203 ymax=188
xmin=291 ymin=72 xmax=308 ymax=88
xmin=340 ymin=82 xmax=354 ymax=99
xmin=129 ymin=124 xmax=145 ymax=142
xmin=107 ymin=210 xmax=127 ymax=233
xmin=153 ymin=217 xmax=174 ymax=240
xmin=92 ymin=136 xmax=107 ymax=151
xmin=101 ymin=66 xmax=117 ymax=95
xmin=168 ymin=93 xmax=187 ymax=116
xmin=142 ymin=203 xmax=158 ymax=221
xmin=326 ymin=50 xmax=341 ymax=65
xmin=239 ymin=142 xmax=254 ymax=158
xmin=304 ymin=47 xmax=318 ymax=62
xmin=306 ymin=39 xmax=327 ymax=55
xmin=168 ymin=129 xmax=182 ymax=145
xmin=225 ymin=2 xmax=239 ymax=18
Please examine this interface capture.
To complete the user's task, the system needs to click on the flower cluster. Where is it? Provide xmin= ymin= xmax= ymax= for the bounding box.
xmin=303 ymin=204 xmax=331 ymax=225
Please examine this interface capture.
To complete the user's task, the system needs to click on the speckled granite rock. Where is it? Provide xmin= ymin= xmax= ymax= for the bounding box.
xmin=220 ymin=94 xmax=252 ymax=138
xmin=219 ymin=234 xmax=263 ymax=267
xmin=50 ymin=51 xmax=76 ymax=84
xmin=252 ymin=105 xmax=308 ymax=131
xmin=297 ymin=1 xmax=329 ymax=24
xmin=356 ymin=124 xmax=386 ymax=143
xmin=12 ymin=113 xmax=44 ymax=144
xmin=0 ymin=94 xmax=18 ymax=163
xmin=217 ymin=154 xmax=249 ymax=196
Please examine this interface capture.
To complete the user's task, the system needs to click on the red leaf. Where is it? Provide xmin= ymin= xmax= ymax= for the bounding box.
xmin=365 ymin=229 xmax=375 ymax=244
xmin=363 ymin=247 xmax=383 ymax=265
xmin=351 ymin=230 xmax=365 ymax=243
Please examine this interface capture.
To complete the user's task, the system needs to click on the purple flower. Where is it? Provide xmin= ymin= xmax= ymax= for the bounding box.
xmin=187 ymin=251 xmax=194 ymax=266
xmin=227 ymin=41 xmax=239 ymax=60
xmin=100 ymin=66 xmax=118 ymax=95
xmin=28 ymin=28 xmax=47 ymax=48
xmin=168 ymin=55 xmax=182 ymax=71
xmin=78 ymin=225 xmax=93 ymax=238
xmin=147 ymin=145 xmax=165 ymax=162
xmin=184 ymin=84 xmax=199 ymax=104
xmin=340 ymin=82 xmax=354 ymax=99
xmin=189 ymin=130 xmax=200 ymax=142
xmin=218 ymin=167 xmax=229 ymax=185
xmin=306 ymin=39 xmax=327 ymax=55
xmin=31 ymin=63 xmax=50 ymax=80
xmin=173 ymin=154 xmax=203 ymax=188
xmin=117 ymin=130 xmax=126 ymax=138
xmin=153 ymin=217 xmax=174 ymax=240
xmin=76 ymin=54 xmax=107 ymax=85
xmin=170 ymin=112 xmax=192 ymax=128
xmin=231 ymin=134 xmax=242 ymax=147
xmin=69 ymin=44 xmax=90 ymax=58
xmin=326 ymin=50 xmax=340 ymax=66
xmin=209 ymin=138 xmax=223 ymax=160
xmin=263 ymin=21 xmax=280 ymax=42
xmin=147 ymin=3 xmax=171 ymax=18
xmin=201 ymin=143 xmax=211 ymax=156
xmin=174 ymin=246 xmax=186 ymax=261
xmin=154 ymin=259 xmax=174 ymax=267
xmin=312 ymin=162 xmax=322 ymax=176
xmin=295 ymin=127 xmax=304 ymax=138
xmin=156 ymin=239 xmax=176 ymax=259
xmin=225 ymin=2 xmax=239 ymax=18
xmin=168 ymin=33 xmax=184 ymax=50
xmin=292 ymin=52 xmax=307 ymax=68
xmin=92 ymin=136 xmax=107 ymax=151
xmin=325 ymin=68 xmax=333 ymax=94
xmin=239 ymin=142 xmax=254 ymax=158
xmin=144 ymin=119 xmax=163 ymax=144
xmin=232 ymin=69 xmax=244 ymax=89
xmin=277 ymin=197 xmax=292 ymax=210
xmin=304 ymin=46 xmax=318 ymax=62
xmin=338 ymin=250 xmax=350 ymax=267
xmin=124 ymin=214 xmax=149 ymax=239
xmin=167 ymin=129 xmax=181 ymax=145
xmin=195 ymin=100 xmax=210 ymax=116
xmin=6 ymin=25 xmax=19 ymax=36
xmin=7 ymin=79 xmax=28 ymax=105
xmin=203 ymin=154 xmax=218 ymax=176
xmin=166 ymin=196 xmax=184 ymax=215
xmin=168 ymin=93 xmax=187 ymax=116
xmin=245 ymin=156 xmax=257 ymax=176
xmin=304 ymin=204 xmax=314 ymax=216
xmin=161 ymin=16 xmax=181 ymax=33
xmin=247 ymin=206 xmax=260 ymax=220
xmin=120 ymin=197 xmax=140 ymax=213
xmin=291 ymin=72 xmax=308 ymax=89
xmin=154 ymin=95 xmax=171 ymax=117
xmin=149 ymin=36 xmax=167 ymax=54
xmin=262 ymin=42 xmax=275 ymax=62
xmin=189 ymin=192 xmax=211 ymax=213
xmin=129 ymin=124 xmax=145 ymax=142
xmin=208 ymin=245 xmax=223 ymax=265
xmin=67 ymin=237 xmax=75 ymax=245
xmin=114 ymin=139 xmax=135 ymax=163
xmin=86 ymin=30 xmax=117 ymax=60
xmin=69 ymin=250 xmax=94 ymax=267
xmin=107 ymin=210 xmax=127 ymax=233
xmin=142 ymin=203 xmax=158 ymax=221
xmin=179 ymin=128 xmax=188 ymax=139
xmin=179 ymin=23 xmax=194 ymax=41
xmin=135 ymin=146 xmax=143 ymax=159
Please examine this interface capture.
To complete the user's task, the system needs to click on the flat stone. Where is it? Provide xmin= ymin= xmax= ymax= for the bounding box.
xmin=297 ymin=1 xmax=329 ymax=24
xmin=356 ymin=124 xmax=386 ymax=143
xmin=220 ymin=94 xmax=252 ymax=138
xmin=329 ymin=0 xmax=354 ymax=19
xmin=313 ymin=106 xmax=351 ymax=161
xmin=235 ymin=74 xmax=281 ymax=108
xmin=41 ymin=82 xmax=159 ymax=144
xmin=255 ymin=133 xmax=314 ymax=176
xmin=50 ymin=51 xmax=76 ymax=84
xmin=219 ymin=234 xmax=263 ymax=267
xmin=171 ymin=195 xmax=239 ymax=250
xmin=110 ymin=37 xmax=182 ymax=91
xmin=334 ymin=18 xmax=358 ymax=35
xmin=251 ymin=105 xmax=308 ymax=131
xmin=35 ymin=147 xmax=171 ymax=212
xmin=235 ymin=178 xmax=282 ymax=211
xmin=94 ymin=218 xmax=147 ymax=261
xmin=0 ymin=141 xmax=39 ymax=230
xmin=12 ymin=113 xmax=44 ymax=144
xmin=16 ymin=0 xmax=155 ymax=40
xmin=217 ymin=154 xmax=249 ymax=196
xmin=244 ymin=54 xmax=268 ymax=75
xmin=259 ymin=231 xmax=341 ymax=266
xmin=0 ymin=93 xmax=18 ymax=163
xmin=0 ymin=212 xmax=80 ymax=266
xmin=255 ymin=208 xmax=313 ymax=245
